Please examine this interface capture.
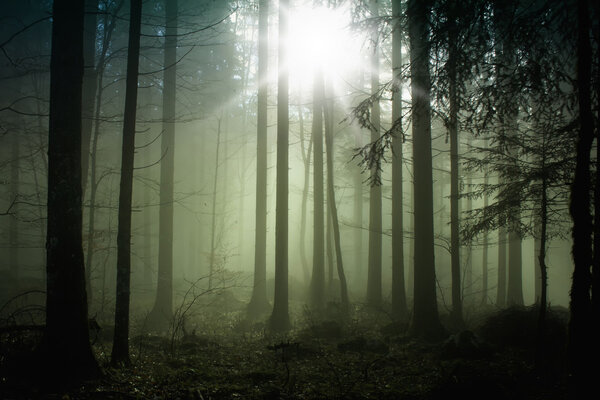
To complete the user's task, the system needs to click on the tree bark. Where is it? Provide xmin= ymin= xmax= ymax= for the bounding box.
xmin=9 ymin=135 xmax=19 ymax=280
xmin=310 ymin=69 xmax=325 ymax=310
xmin=299 ymin=105 xmax=312 ymax=285
xmin=482 ymin=172 xmax=489 ymax=304
xmin=391 ymin=0 xmax=408 ymax=322
xmin=41 ymin=0 xmax=99 ymax=380
xmin=111 ymin=0 xmax=142 ymax=367
xmin=497 ymin=225 xmax=507 ymax=306
xmin=507 ymin=223 xmax=524 ymax=305
xmin=407 ymin=0 xmax=444 ymax=340
xmin=366 ymin=0 xmax=382 ymax=308
xmin=149 ymin=0 xmax=177 ymax=329
xmin=324 ymin=84 xmax=349 ymax=313
xmin=568 ymin=0 xmax=594 ymax=394
xmin=448 ymin=20 xmax=463 ymax=327
xmin=269 ymin=0 xmax=290 ymax=331
xmin=248 ymin=0 xmax=270 ymax=317
xmin=81 ymin=0 xmax=99 ymax=195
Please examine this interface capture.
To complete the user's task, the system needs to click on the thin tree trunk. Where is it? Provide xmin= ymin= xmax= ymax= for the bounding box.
xmin=507 ymin=221 xmax=524 ymax=305
xmin=353 ymin=130 xmax=363 ymax=286
xmin=81 ymin=0 xmax=99 ymax=195
xmin=324 ymin=86 xmax=349 ymax=313
xmin=310 ymin=70 xmax=325 ymax=309
xmin=391 ymin=0 xmax=407 ymax=322
xmin=534 ymin=220 xmax=542 ymax=303
xmin=497 ymin=225 xmax=507 ymax=306
xmin=482 ymin=172 xmax=489 ymax=305
xmin=326 ymin=190 xmax=335 ymax=294
xmin=9 ymin=136 xmax=19 ymax=280
xmin=448 ymin=32 xmax=463 ymax=327
xmin=111 ymin=0 xmax=142 ymax=367
xmin=366 ymin=0 xmax=382 ymax=308
xmin=209 ymin=118 xmax=222 ymax=290
xmin=248 ymin=0 xmax=270 ymax=317
xmin=534 ymin=138 xmax=549 ymax=373
xmin=84 ymin=1 xmax=122 ymax=307
xmin=269 ymin=0 xmax=290 ymax=331
xmin=149 ymin=0 xmax=177 ymax=328
xmin=299 ymin=104 xmax=312 ymax=285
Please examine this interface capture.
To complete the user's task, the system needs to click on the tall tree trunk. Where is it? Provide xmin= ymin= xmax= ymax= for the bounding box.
xmin=326 ymin=189 xmax=335 ymax=294
xmin=81 ymin=0 xmax=99 ymax=195
xmin=391 ymin=0 xmax=407 ymax=322
xmin=324 ymin=84 xmax=349 ymax=313
xmin=310 ymin=70 xmax=325 ymax=309
xmin=84 ymin=1 xmax=121 ymax=307
xmin=208 ymin=118 xmax=222 ymax=290
xmin=111 ymin=0 xmax=142 ymax=367
xmin=497 ymin=225 xmax=507 ymax=306
xmin=568 ymin=0 xmax=594 ymax=394
xmin=269 ymin=0 xmax=290 ymax=331
xmin=85 ymin=79 xmax=102 ymax=307
xmin=299 ymin=104 xmax=312 ymax=285
xmin=407 ymin=0 xmax=444 ymax=340
xmin=353 ymin=130 xmax=363 ymax=286
xmin=366 ymin=0 xmax=382 ymax=308
xmin=534 ymin=138 xmax=549 ymax=372
xmin=482 ymin=172 xmax=489 ymax=305
xmin=248 ymin=0 xmax=270 ymax=317
xmin=507 ymin=221 xmax=524 ymax=305
xmin=464 ymin=175 xmax=473 ymax=301
xmin=9 ymin=135 xmax=19 ymax=280
xmin=448 ymin=24 xmax=463 ymax=327
xmin=149 ymin=0 xmax=177 ymax=328
xmin=41 ymin=0 xmax=99 ymax=380
xmin=593 ymin=15 xmax=600 ymax=328
xmin=534 ymin=219 xmax=542 ymax=303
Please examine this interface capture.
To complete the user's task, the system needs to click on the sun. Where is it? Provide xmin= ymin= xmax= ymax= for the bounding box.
xmin=285 ymin=3 xmax=364 ymax=90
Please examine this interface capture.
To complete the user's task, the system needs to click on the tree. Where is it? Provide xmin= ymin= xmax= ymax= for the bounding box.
xmin=111 ymin=0 xmax=143 ymax=367
xmin=391 ymin=0 xmax=408 ymax=322
xmin=84 ymin=0 xmax=123 ymax=309
xmin=366 ymin=0 xmax=382 ymax=308
xmin=497 ymin=226 xmax=507 ymax=306
xmin=568 ymin=0 xmax=594 ymax=394
xmin=9 ymin=134 xmax=19 ymax=280
xmin=149 ymin=0 xmax=178 ymax=329
xmin=407 ymin=0 xmax=445 ymax=340
xmin=444 ymin=0 xmax=464 ymax=328
xmin=39 ymin=0 xmax=99 ymax=380
xmin=298 ymin=104 xmax=313 ymax=285
xmin=247 ymin=0 xmax=271 ymax=318
xmin=81 ymin=0 xmax=99 ymax=195
xmin=269 ymin=0 xmax=290 ymax=331
xmin=324 ymin=80 xmax=349 ymax=313
xmin=309 ymin=69 xmax=325 ymax=310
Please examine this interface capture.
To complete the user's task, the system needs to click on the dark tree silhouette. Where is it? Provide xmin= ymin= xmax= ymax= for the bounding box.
xmin=111 ymin=0 xmax=142 ymax=367
xmin=407 ymin=0 xmax=445 ymax=340
xmin=568 ymin=0 xmax=594 ymax=395
xmin=40 ymin=0 xmax=99 ymax=381
xmin=149 ymin=0 xmax=178 ymax=330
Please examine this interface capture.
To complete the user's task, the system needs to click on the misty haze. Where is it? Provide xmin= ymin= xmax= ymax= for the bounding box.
xmin=0 ymin=0 xmax=597 ymax=399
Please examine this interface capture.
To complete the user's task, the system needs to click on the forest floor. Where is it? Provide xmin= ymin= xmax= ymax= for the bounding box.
xmin=0 ymin=291 xmax=569 ymax=399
